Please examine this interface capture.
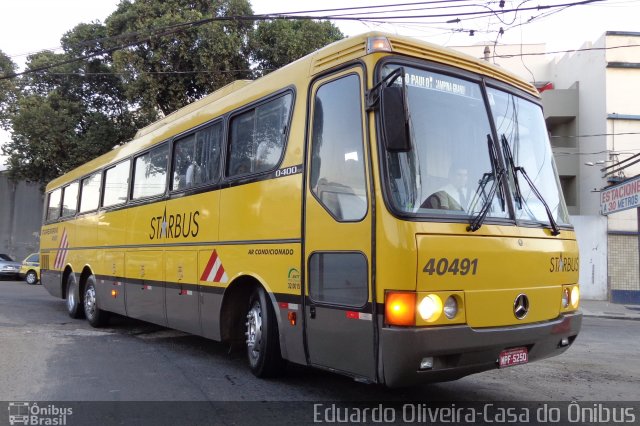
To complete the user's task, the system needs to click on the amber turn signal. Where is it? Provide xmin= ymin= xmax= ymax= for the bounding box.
xmin=385 ymin=292 xmax=416 ymax=326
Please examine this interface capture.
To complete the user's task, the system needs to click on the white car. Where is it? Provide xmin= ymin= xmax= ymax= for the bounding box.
xmin=0 ymin=254 xmax=21 ymax=279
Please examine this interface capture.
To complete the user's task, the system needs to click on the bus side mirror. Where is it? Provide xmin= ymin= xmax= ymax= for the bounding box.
xmin=380 ymin=85 xmax=411 ymax=152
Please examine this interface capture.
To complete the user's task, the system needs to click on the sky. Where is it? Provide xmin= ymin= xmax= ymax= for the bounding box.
xmin=1 ymin=0 xmax=639 ymax=168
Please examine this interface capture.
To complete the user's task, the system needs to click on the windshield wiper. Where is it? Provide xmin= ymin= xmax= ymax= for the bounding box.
xmin=500 ymin=134 xmax=523 ymax=210
xmin=501 ymin=134 xmax=561 ymax=236
xmin=467 ymin=134 xmax=506 ymax=232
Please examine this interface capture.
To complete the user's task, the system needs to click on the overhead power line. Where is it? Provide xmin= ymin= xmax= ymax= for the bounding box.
xmin=0 ymin=0 xmax=612 ymax=81
xmin=269 ymin=0 xmax=477 ymax=15
xmin=551 ymin=132 xmax=640 ymax=139
xmin=492 ymin=43 xmax=640 ymax=59
xmin=554 ymin=150 xmax=639 ymax=156
xmin=31 ymin=69 xmax=273 ymax=76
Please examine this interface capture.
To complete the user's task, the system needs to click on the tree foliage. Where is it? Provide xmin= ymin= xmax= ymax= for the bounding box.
xmin=2 ymin=23 xmax=154 ymax=184
xmin=250 ymin=19 xmax=343 ymax=74
xmin=0 ymin=50 xmax=18 ymax=130
xmin=106 ymin=0 xmax=255 ymax=116
xmin=2 ymin=0 xmax=343 ymax=184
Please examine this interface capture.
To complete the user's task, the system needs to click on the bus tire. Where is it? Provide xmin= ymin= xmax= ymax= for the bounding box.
xmin=83 ymin=275 xmax=109 ymax=328
xmin=245 ymin=286 xmax=284 ymax=378
xmin=66 ymin=274 xmax=84 ymax=319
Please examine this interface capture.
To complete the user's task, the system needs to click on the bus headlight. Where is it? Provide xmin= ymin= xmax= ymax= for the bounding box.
xmin=562 ymin=287 xmax=570 ymax=308
xmin=561 ymin=285 xmax=580 ymax=311
xmin=443 ymin=296 xmax=458 ymax=319
xmin=571 ymin=285 xmax=580 ymax=309
xmin=418 ymin=294 xmax=443 ymax=323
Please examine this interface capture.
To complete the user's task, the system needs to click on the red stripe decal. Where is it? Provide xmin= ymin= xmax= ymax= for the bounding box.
xmin=213 ymin=265 xmax=226 ymax=282
xmin=54 ymin=229 xmax=66 ymax=268
xmin=200 ymin=250 xmax=218 ymax=281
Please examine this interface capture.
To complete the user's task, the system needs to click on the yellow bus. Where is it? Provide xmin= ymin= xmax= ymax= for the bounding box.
xmin=40 ymin=32 xmax=581 ymax=386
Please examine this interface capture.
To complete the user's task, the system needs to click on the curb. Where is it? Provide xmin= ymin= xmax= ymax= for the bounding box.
xmin=582 ymin=313 xmax=640 ymax=321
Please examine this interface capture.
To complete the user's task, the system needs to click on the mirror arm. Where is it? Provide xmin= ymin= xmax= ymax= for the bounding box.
xmin=366 ymin=67 xmax=405 ymax=111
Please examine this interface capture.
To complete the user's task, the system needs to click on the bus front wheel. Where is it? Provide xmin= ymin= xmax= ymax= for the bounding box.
xmin=245 ymin=287 xmax=284 ymax=377
xmin=84 ymin=275 xmax=109 ymax=327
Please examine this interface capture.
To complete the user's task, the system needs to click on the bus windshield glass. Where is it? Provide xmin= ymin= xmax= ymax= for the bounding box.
xmin=382 ymin=65 xmax=508 ymax=219
xmin=487 ymin=87 xmax=570 ymax=225
xmin=381 ymin=64 xmax=569 ymax=226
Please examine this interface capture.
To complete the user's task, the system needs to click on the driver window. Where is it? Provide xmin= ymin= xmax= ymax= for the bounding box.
xmin=310 ymin=74 xmax=367 ymax=222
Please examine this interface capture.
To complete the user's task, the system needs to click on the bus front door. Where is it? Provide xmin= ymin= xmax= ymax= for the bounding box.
xmin=303 ymin=68 xmax=376 ymax=382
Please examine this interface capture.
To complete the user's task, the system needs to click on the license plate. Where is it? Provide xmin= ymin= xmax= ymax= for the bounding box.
xmin=498 ymin=347 xmax=528 ymax=368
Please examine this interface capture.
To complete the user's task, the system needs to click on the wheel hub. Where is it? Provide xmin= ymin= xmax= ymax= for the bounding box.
xmin=246 ymin=301 xmax=263 ymax=361
xmin=67 ymin=291 xmax=75 ymax=311
xmin=85 ymin=287 xmax=96 ymax=318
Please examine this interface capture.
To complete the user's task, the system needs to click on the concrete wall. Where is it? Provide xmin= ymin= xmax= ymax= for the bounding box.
xmin=572 ymin=215 xmax=608 ymax=300
xmin=550 ymin=39 xmax=609 ymax=216
xmin=608 ymin=232 xmax=640 ymax=303
xmin=602 ymin=33 xmax=640 ymax=232
xmin=0 ymin=172 xmax=44 ymax=261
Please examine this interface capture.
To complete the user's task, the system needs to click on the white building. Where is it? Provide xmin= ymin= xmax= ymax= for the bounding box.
xmin=454 ymin=31 xmax=640 ymax=304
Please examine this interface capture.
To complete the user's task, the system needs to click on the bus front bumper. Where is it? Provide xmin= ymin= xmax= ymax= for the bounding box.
xmin=380 ymin=312 xmax=581 ymax=387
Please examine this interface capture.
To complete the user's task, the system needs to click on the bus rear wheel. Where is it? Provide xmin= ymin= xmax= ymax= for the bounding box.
xmin=66 ymin=274 xmax=84 ymax=319
xmin=83 ymin=275 xmax=109 ymax=327
xmin=245 ymin=287 xmax=284 ymax=377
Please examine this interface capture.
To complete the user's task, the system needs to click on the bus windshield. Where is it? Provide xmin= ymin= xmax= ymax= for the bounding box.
xmin=487 ymin=87 xmax=570 ymax=225
xmin=381 ymin=64 xmax=569 ymax=226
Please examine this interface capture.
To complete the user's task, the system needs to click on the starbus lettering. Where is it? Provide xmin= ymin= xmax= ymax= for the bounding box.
xmin=549 ymin=254 xmax=579 ymax=273
xmin=149 ymin=208 xmax=200 ymax=240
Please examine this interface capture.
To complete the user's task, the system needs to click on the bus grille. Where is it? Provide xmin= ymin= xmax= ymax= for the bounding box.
xmin=41 ymin=254 xmax=50 ymax=270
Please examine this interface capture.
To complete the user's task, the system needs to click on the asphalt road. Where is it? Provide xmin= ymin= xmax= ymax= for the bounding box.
xmin=1 ymin=279 xmax=639 ymax=404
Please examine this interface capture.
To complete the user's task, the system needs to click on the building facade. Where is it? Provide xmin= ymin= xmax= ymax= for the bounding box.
xmin=0 ymin=171 xmax=44 ymax=262
xmin=454 ymin=31 xmax=640 ymax=303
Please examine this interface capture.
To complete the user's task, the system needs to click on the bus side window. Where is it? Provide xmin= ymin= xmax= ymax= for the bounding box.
xmin=46 ymin=188 xmax=62 ymax=221
xmin=132 ymin=144 xmax=169 ymax=199
xmin=79 ymin=172 xmax=101 ymax=213
xmin=227 ymin=93 xmax=292 ymax=178
xmin=309 ymin=252 xmax=368 ymax=307
xmin=61 ymin=182 xmax=79 ymax=217
xmin=173 ymin=134 xmax=196 ymax=190
xmin=172 ymin=122 xmax=223 ymax=191
xmin=103 ymin=160 xmax=131 ymax=207
xmin=310 ymin=74 xmax=367 ymax=222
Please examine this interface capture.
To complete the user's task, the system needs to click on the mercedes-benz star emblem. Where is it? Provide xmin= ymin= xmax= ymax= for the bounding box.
xmin=513 ymin=294 xmax=529 ymax=320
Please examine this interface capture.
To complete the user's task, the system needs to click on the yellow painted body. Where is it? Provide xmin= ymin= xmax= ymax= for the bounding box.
xmin=40 ymin=32 xmax=578 ymax=371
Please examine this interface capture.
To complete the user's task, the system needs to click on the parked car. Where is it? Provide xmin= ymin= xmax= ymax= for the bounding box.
xmin=0 ymin=254 xmax=21 ymax=279
xmin=19 ymin=253 xmax=40 ymax=285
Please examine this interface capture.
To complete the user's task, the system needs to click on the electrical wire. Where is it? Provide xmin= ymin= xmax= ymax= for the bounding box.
xmin=267 ymin=0 xmax=477 ymax=16
xmin=551 ymin=132 xmax=640 ymax=139
xmin=28 ymin=69 xmax=272 ymax=76
xmin=0 ymin=0 xmax=619 ymax=80
xmin=491 ymin=43 xmax=640 ymax=58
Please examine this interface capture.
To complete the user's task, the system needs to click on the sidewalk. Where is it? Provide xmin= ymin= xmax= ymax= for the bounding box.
xmin=580 ymin=299 xmax=640 ymax=320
